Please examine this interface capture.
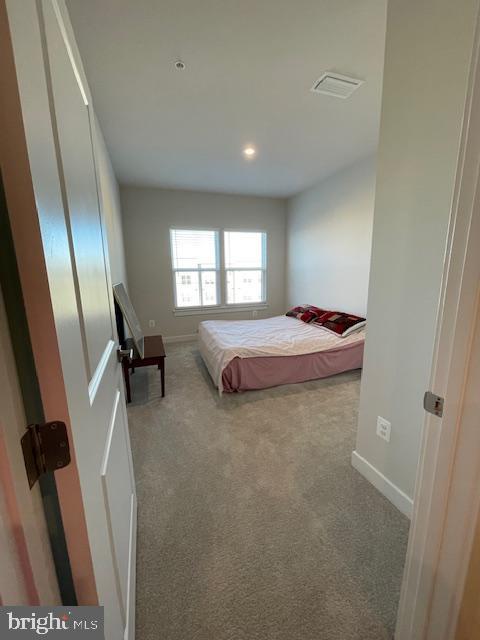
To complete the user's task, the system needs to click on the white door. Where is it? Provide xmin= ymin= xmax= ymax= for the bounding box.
xmin=4 ymin=1 xmax=137 ymax=638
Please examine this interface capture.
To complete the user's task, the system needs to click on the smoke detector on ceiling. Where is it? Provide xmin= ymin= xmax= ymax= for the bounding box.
xmin=311 ymin=72 xmax=364 ymax=99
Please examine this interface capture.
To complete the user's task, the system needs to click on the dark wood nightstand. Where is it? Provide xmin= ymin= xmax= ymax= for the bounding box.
xmin=122 ymin=335 xmax=165 ymax=403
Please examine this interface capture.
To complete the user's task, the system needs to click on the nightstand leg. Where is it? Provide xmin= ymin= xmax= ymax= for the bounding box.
xmin=160 ymin=359 xmax=165 ymax=397
xmin=123 ymin=361 xmax=131 ymax=403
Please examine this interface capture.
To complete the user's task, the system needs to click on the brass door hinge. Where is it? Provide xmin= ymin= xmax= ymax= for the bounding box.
xmin=21 ymin=421 xmax=71 ymax=489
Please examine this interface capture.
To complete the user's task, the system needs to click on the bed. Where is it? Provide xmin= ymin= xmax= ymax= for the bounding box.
xmin=198 ymin=315 xmax=365 ymax=393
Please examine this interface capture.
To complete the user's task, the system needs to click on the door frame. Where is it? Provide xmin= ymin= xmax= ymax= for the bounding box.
xmin=0 ymin=259 xmax=62 ymax=606
xmin=396 ymin=4 xmax=480 ymax=638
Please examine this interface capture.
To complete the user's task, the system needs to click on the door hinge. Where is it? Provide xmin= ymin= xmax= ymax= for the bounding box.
xmin=21 ymin=421 xmax=71 ymax=489
xmin=423 ymin=391 xmax=444 ymax=418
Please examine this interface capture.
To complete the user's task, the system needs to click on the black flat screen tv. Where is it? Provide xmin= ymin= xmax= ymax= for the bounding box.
xmin=113 ymin=283 xmax=145 ymax=359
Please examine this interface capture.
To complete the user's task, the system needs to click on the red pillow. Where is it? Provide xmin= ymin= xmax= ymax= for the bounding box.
xmin=298 ymin=309 xmax=317 ymax=323
xmin=286 ymin=305 xmax=326 ymax=323
xmin=286 ymin=305 xmax=305 ymax=318
xmin=313 ymin=311 xmax=366 ymax=337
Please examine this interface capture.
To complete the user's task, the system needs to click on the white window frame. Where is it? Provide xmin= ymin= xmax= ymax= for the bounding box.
xmin=170 ymin=227 xmax=268 ymax=315
xmin=170 ymin=228 xmax=221 ymax=310
xmin=223 ymin=229 xmax=267 ymax=306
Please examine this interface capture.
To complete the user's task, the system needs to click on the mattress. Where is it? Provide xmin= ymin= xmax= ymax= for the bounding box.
xmin=198 ymin=315 xmax=365 ymax=393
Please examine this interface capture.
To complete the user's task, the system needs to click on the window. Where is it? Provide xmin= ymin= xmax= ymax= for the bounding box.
xmin=224 ymin=231 xmax=266 ymax=304
xmin=170 ymin=229 xmax=267 ymax=309
xmin=170 ymin=229 xmax=219 ymax=307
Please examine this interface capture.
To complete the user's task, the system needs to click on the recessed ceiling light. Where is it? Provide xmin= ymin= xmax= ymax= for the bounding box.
xmin=175 ymin=60 xmax=186 ymax=70
xmin=243 ymin=146 xmax=256 ymax=158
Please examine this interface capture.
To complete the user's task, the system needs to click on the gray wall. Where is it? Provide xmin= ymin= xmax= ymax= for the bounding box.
xmin=94 ymin=119 xmax=128 ymax=288
xmin=121 ymin=187 xmax=287 ymax=337
xmin=287 ymin=156 xmax=376 ymax=317
xmin=354 ymin=0 xmax=478 ymax=504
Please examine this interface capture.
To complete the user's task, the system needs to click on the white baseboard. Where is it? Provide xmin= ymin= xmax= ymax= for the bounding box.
xmin=351 ymin=450 xmax=413 ymax=519
xmin=163 ymin=333 xmax=197 ymax=344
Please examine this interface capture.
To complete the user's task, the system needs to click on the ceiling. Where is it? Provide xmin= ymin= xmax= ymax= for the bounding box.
xmin=66 ymin=0 xmax=386 ymax=197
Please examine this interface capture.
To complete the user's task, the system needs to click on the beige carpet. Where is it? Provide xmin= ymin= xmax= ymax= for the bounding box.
xmin=127 ymin=341 xmax=409 ymax=640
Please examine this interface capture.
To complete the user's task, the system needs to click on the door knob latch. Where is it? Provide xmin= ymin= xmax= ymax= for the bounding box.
xmin=424 ymin=391 xmax=444 ymax=418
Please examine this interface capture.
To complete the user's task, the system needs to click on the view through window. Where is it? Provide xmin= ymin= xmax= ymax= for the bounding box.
xmin=224 ymin=231 xmax=265 ymax=304
xmin=170 ymin=229 xmax=266 ymax=308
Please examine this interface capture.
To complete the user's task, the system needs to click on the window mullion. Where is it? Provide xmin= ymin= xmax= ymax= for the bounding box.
xmin=220 ymin=231 xmax=226 ymax=306
xmin=197 ymin=264 xmax=203 ymax=306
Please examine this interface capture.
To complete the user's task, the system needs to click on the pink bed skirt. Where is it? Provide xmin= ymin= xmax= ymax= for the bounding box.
xmin=222 ymin=340 xmax=364 ymax=392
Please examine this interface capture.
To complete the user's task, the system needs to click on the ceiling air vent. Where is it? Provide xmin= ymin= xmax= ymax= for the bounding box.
xmin=311 ymin=72 xmax=364 ymax=99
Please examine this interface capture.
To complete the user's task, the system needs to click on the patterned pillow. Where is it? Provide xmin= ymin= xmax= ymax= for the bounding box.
xmin=286 ymin=305 xmax=305 ymax=318
xmin=313 ymin=311 xmax=366 ymax=337
xmin=286 ymin=305 xmax=326 ymax=323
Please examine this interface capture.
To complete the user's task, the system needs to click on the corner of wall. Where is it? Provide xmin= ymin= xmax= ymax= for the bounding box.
xmin=351 ymin=451 xmax=413 ymax=518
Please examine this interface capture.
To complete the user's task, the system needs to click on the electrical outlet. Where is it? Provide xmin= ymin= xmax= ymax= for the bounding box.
xmin=252 ymin=309 xmax=258 ymax=318
xmin=148 ymin=319 xmax=155 ymax=328
xmin=376 ymin=416 xmax=391 ymax=442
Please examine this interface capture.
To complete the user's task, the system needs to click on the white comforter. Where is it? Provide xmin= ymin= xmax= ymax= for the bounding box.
xmin=198 ymin=315 xmax=365 ymax=392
